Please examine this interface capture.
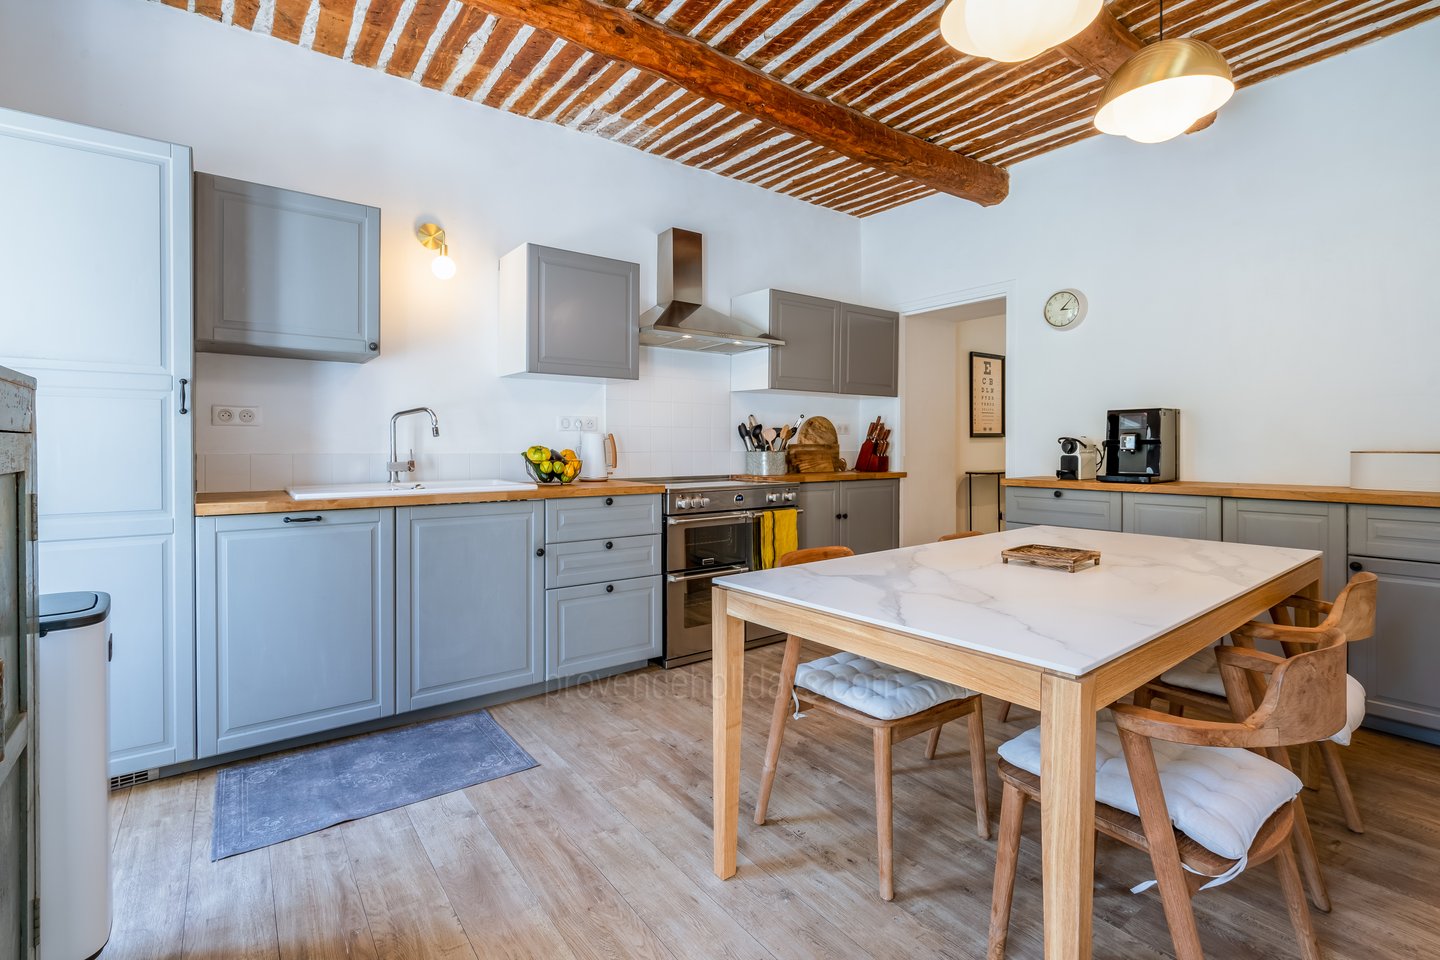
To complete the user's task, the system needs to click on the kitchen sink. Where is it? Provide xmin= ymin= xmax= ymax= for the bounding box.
xmin=286 ymin=479 xmax=537 ymax=500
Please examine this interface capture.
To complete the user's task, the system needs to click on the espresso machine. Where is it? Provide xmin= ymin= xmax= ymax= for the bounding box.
xmin=1099 ymin=408 xmax=1178 ymax=483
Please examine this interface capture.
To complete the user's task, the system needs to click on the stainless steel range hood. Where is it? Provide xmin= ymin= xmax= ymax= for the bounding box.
xmin=638 ymin=228 xmax=784 ymax=354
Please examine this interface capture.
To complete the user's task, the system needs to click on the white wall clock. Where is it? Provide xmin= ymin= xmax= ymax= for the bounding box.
xmin=1043 ymin=289 xmax=1087 ymax=330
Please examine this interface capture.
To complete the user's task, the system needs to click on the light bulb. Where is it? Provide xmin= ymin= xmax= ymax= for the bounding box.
xmin=1094 ymin=39 xmax=1235 ymax=144
xmin=940 ymin=0 xmax=1100 ymax=63
xmin=431 ymin=253 xmax=456 ymax=280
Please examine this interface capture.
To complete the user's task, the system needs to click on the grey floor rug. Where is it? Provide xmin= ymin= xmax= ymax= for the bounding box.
xmin=212 ymin=710 xmax=537 ymax=860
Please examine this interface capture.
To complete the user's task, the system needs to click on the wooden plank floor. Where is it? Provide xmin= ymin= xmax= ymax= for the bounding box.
xmin=101 ymin=643 xmax=1440 ymax=960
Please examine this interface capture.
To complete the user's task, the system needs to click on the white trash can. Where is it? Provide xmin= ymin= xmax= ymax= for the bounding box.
xmin=37 ymin=591 xmax=111 ymax=960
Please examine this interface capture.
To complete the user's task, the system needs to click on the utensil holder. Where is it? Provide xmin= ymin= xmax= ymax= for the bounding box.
xmin=745 ymin=451 xmax=788 ymax=477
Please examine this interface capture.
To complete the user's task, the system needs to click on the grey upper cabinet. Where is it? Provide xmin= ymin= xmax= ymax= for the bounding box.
xmin=499 ymin=243 xmax=639 ymax=380
xmin=838 ymin=305 xmax=900 ymax=397
xmin=793 ymin=481 xmax=898 ymax=555
xmin=1223 ymin=498 xmax=1348 ymax=598
xmin=396 ymin=502 xmax=544 ymax=712
xmin=195 ymin=173 xmax=381 ymax=363
xmin=1005 ymin=487 xmax=1123 ymax=531
xmin=731 ymin=289 xmax=898 ymax=396
xmin=1121 ymin=493 xmax=1221 ymax=541
xmin=195 ymin=509 xmax=394 ymax=757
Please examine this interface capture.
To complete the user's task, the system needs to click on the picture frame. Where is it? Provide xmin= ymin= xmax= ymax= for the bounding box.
xmin=969 ymin=351 xmax=1005 ymax=438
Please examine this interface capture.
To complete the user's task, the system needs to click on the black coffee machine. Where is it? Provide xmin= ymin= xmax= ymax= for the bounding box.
xmin=1099 ymin=408 xmax=1178 ymax=483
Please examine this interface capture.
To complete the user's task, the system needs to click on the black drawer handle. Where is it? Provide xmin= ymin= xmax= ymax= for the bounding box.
xmin=1053 ymin=490 xmax=1063 ymax=498
xmin=536 ymin=547 xmax=546 ymax=557
xmin=606 ymin=584 xmax=614 ymax=593
xmin=178 ymin=378 xmax=189 ymax=415
xmin=1349 ymin=561 xmax=1363 ymax=572
xmin=605 ymin=497 xmax=614 ymax=506
xmin=605 ymin=541 xmax=614 ymax=549
xmin=283 ymin=516 xmax=323 ymax=523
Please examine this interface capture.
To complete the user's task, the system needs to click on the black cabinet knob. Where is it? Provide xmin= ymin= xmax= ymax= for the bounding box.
xmin=368 ymin=342 xmax=379 ymax=351
xmin=536 ymin=547 xmax=546 ymax=557
xmin=605 ymin=541 xmax=614 ymax=550
xmin=835 ymin=513 xmax=843 ymax=520
xmin=606 ymin=584 xmax=614 ymax=593
xmin=1053 ymin=490 xmax=1063 ymax=498
xmin=1349 ymin=561 xmax=1363 ymax=572
xmin=605 ymin=497 xmax=614 ymax=506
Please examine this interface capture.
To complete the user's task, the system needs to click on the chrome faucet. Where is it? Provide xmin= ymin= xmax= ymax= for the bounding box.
xmin=388 ymin=407 xmax=440 ymax=483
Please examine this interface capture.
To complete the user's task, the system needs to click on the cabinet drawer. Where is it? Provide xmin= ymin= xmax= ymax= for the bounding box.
xmin=546 ymin=576 xmax=661 ymax=679
xmin=1121 ymin=493 xmax=1220 ymax=540
xmin=1004 ymin=487 xmax=1121 ymax=531
xmin=545 ymin=534 xmax=660 ymax=588
xmin=545 ymin=494 xmax=661 ymax=543
xmin=1348 ymin=505 xmax=1440 ymax=563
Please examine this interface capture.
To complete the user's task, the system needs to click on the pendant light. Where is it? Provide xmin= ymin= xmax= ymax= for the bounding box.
xmin=1094 ymin=0 xmax=1234 ymax=143
xmin=940 ymin=0 xmax=1101 ymax=63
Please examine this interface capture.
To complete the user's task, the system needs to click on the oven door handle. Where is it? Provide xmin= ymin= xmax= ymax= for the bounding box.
xmin=666 ymin=564 xmax=751 ymax=583
xmin=665 ymin=511 xmax=756 ymax=526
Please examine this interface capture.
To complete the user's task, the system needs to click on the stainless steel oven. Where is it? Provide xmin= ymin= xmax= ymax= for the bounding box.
xmin=658 ymin=479 xmax=798 ymax=668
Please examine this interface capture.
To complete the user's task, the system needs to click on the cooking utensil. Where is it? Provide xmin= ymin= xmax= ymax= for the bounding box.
xmin=761 ymin=426 xmax=778 ymax=450
xmin=752 ymin=424 xmax=765 ymax=449
xmin=738 ymin=424 xmax=754 ymax=451
xmin=748 ymin=414 xmax=758 ymax=431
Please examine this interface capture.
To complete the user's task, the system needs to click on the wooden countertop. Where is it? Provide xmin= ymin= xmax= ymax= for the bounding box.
xmin=1003 ymin=476 xmax=1440 ymax=509
xmin=731 ymin=471 xmax=908 ymax=483
xmin=196 ymin=479 xmax=667 ymax=517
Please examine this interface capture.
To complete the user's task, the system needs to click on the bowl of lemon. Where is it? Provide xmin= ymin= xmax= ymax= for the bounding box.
xmin=523 ymin=445 xmax=582 ymax=484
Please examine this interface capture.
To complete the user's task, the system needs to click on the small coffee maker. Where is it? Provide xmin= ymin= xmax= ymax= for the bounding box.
xmin=1100 ymin=408 xmax=1178 ymax=483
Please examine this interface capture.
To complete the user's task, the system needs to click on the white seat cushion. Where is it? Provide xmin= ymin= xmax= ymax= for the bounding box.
xmin=998 ymin=716 xmax=1302 ymax=863
xmin=1159 ymin=645 xmax=1367 ymax=746
xmin=794 ymin=652 xmax=971 ymax=721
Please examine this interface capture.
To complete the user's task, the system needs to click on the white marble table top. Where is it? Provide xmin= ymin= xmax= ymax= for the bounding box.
xmin=715 ymin=526 xmax=1320 ymax=676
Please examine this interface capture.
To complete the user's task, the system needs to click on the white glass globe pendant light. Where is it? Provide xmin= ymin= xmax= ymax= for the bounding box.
xmin=940 ymin=0 xmax=1101 ymax=63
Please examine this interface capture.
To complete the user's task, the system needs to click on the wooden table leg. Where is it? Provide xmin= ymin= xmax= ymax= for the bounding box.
xmin=713 ymin=587 xmax=746 ymax=879
xmin=1040 ymin=673 xmax=1097 ymax=960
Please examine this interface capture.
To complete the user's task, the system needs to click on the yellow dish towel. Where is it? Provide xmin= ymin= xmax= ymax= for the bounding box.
xmin=759 ymin=508 xmax=799 ymax=569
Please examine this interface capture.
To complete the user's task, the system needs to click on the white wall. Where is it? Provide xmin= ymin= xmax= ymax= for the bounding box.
xmin=862 ymin=21 xmax=1440 ymax=486
xmin=0 ymin=0 xmax=864 ymax=489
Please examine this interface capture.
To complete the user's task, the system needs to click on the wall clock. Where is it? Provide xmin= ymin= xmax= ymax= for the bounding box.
xmin=1043 ymin=289 xmax=1087 ymax=329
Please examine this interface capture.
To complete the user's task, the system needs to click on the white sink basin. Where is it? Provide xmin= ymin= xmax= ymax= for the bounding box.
xmin=286 ymin=479 xmax=537 ymax=500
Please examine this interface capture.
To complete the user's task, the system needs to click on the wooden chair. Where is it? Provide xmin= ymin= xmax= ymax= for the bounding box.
xmin=755 ymin=545 xmax=990 ymax=901
xmin=939 ymin=532 xmax=1021 ymax=726
xmin=1136 ymin=572 xmax=1377 ymax=834
xmin=989 ymin=626 xmax=1351 ymax=960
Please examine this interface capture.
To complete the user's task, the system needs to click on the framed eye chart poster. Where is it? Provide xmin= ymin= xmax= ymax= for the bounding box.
xmin=969 ymin=352 xmax=1005 ymax=438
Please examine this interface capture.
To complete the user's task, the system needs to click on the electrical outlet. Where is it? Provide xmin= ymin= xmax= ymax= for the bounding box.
xmin=211 ymin=406 xmax=234 ymax=425
xmin=236 ymin=407 xmax=261 ymax=425
xmin=212 ymin=405 xmax=261 ymax=426
xmin=557 ymin=416 xmax=574 ymax=431
xmin=836 ymin=423 xmax=851 ymax=436
xmin=580 ymin=416 xmax=598 ymax=431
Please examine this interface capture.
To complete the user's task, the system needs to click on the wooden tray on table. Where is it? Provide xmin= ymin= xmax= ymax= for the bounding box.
xmin=1001 ymin=544 xmax=1101 ymax=572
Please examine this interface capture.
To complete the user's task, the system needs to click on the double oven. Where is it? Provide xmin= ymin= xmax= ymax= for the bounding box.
xmin=660 ymin=479 xmax=799 ymax=668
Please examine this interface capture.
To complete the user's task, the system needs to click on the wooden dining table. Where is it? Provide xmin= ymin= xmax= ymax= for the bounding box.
xmin=710 ymin=525 xmax=1323 ymax=960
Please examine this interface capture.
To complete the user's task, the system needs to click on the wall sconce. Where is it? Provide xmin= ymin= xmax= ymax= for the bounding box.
xmin=416 ymin=223 xmax=456 ymax=280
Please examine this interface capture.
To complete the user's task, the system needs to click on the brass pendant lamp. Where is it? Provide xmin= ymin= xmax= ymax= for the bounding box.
xmin=1094 ymin=0 xmax=1234 ymax=143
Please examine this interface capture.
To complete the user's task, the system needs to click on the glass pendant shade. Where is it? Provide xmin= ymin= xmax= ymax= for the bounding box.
xmin=940 ymin=0 xmax=1101 ymax=63
xmin=1095 ymin=38 xmax=1235 ymax=143
xmin=431 ymin=251 xmax=456 ymax=280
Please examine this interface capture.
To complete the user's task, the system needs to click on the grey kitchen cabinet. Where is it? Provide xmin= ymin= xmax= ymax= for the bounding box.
xmin=1346 ymin=554 xmax=1440 ymax=743
xmin=794 ymin=481 xmax=899 ymax=555
xmin=195 ymin=173 xmax=381 ymax=363
xmin=395 ymin=502 xmax=544 ymax=712
xmin=546 ymin=577 xmax=662 ymax=679
xmin=731 ymin=289 xmax=898 ymax=396
xmin=1121 ymin=493 xmax=1221 ymax=541
xmin=498 ymin=243 xmax=640 ymax=380
xmin=838 ymin=305 xmax=900 ymax=397
xmin=1004 ymin=487 xmax=1123 ymax=531
xmin=545 ymin=494 xmax=661 ymax=543
xmin=545 ymin=534 xmax=660 ymax=589
xmin=195 ymin=509 xmax=394 ymax=757
xmin=1223 ymin=498 xmax=1348 ymax=598
xmin=1348 ymin=504 xmax=1440 ymax=565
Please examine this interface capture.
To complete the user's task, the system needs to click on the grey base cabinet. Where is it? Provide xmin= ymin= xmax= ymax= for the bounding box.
xmin=1122 ymin=493 xmax=1221 ymax=541
xmin=1224 ymin=498 xmax=1348 ymax=598
xmin=795 ymin=480 xmax=899 ymax=555
xmin=196 ymin=509 xmax=394 ymax=758
xmin=546 ymin=578 xmax=662 ymax=679
xmin=1005 ymin=487 xmax=1122 ymax=531
xmin=396 ymin=502 xmax=544 ymax=713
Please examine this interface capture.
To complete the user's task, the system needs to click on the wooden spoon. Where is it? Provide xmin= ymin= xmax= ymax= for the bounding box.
xmin=762 ymin=426 xmax=778 ymax=450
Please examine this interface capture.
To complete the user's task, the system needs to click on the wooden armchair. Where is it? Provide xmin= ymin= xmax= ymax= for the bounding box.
xmin=990 ymin=627 xmax=1351 ymax=960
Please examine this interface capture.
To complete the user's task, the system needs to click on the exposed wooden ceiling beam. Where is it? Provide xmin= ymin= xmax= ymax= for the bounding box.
xmin=458 ymin=0 xmax=1009 ymax=207
xmin=1058 ymin=9 xmax=1216 ymax=133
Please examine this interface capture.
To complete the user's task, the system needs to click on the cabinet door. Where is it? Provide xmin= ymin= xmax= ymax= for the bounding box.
xmin=546 ymin=577 xmax=661 ymax=679
xmin=396 ymin=503 xmax=543 ymax=712
xmin=196 ymin=173 xmax=380 ymax=363
xmin=769 ymin=291 xmax=842 ymax=393
xmin=530 ymin=245 xmax=639 ymax=380
xmin=1223 ymin=499 xmax=1348 ymax=598
xmin=545 ymin=494 xmax=661 ymax=543
xmin=1121 ymin=493 xmax=1220 ymax=540
xmin=838 ymin=305 xmax=899 ymax=397
xmin=795 ymin=483 xmax=841 ymax=550
xmin=1004 ymin=487 xmax=1122 ymax=531
xmin=196 ymin=510 xmax=394 ymax=757
xmin=1347 ymin=555 xmax=1440 ymax=739
xmin=841 ymin=480 xmax=900 ymax=555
